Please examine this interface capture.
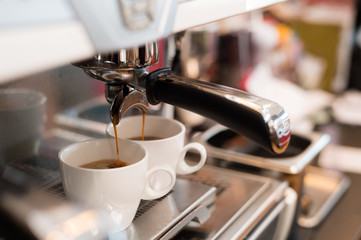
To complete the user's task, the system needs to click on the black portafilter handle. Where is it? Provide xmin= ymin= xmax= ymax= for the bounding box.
xmin=145 ymin=68 xmax=291 ymax=154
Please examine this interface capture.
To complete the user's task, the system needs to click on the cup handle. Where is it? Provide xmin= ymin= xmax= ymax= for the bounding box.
xmin=176 ymin=142 xmax=207 ymax=175
xmin=142 ymin=164 xmax=176 ymax=200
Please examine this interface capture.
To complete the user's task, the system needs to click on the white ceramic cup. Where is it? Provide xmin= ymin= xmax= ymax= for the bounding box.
xmin=106 ymin=115 xmax=207 ymax=176
xmin=58 ymin=138 xmax=176 ymax=230
xmin=0 ymin=88 xmax=46 ymax=166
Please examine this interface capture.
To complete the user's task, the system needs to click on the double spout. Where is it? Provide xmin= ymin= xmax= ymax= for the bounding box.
xmin=105 ymin=68 xmax=149 ymax=125
xmin=74 ymin=41 xmax=291 ymax=154
xmin=107 ymin=84 xmax=148 ymax=125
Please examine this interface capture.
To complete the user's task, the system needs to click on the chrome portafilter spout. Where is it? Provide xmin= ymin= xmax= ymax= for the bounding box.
xmin=104 ymin=68 xmax=150 ymax=125
xmin=107 ymin=83 xmax=148 ymax=125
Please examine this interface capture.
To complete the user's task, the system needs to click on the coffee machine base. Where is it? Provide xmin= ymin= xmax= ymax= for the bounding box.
xmin=4 ymin=128 xmax=295 ymax=240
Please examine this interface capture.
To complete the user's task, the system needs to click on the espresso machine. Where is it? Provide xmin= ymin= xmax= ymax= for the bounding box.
xmin=0 ymin=0 xmax=339 ymax=239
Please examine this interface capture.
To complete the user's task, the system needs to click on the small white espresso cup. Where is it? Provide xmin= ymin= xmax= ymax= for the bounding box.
xmin=58 ymin=138 xmax=175 ymax=230
xmin=0 ymin=88 xmax=46 ymax=165
xmin=106 ymin=115 xmax=207 ymax=176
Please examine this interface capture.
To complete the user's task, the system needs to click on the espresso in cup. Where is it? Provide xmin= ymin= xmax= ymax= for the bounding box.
xmin=128 ymin=136 xmax=163 ymax=141
xmin=106 ymin=115 xmax=207 ymax=176
xmin=80 ymin=158 xmax=130 ymax=169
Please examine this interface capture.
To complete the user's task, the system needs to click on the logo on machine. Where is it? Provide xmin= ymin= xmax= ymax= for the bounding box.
xmin=277 ymin=120 xmax=291 ymax=146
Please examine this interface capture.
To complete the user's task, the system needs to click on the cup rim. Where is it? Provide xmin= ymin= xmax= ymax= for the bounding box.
xmin=58 ymin=138 xmax=148 ymax=172
xmin=0 ymin=88 xmax=47 ymax=112
xmin=106 ymin=115 xmax=185 ymax=143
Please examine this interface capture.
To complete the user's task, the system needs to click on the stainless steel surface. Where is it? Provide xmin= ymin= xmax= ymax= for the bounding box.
xmin=246 ymin=200 xmax=285 ymax=240
xmin=121 ymin=178 xmax=216 ymax=239
xmin=298 ymin=166 xmax=350 ymax=228
xmin=74 ymin=41 xmax=159 ymax=83
xmin=159 ymin=204 xmax=211 ymax=240
xmin=178 ymin=164 xmax=289 ymax=240
xmin=194 ymin=124 xmax=331 ymax=174
xmin=54 ymin=96 xmax=115 ymax=136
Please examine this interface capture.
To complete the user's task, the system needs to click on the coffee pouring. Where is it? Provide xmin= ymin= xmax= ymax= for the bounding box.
xmin=74 ymin=40 xmax=291 ymax=154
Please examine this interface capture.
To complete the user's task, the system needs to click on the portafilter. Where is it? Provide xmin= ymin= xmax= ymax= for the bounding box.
xmin=73 ymin=41 xmax=291 ymax=154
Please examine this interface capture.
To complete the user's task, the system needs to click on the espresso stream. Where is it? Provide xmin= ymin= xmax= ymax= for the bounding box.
xmin=112 ymin=112 xmax=146 ymax=167
xmin=81 ymin=113 xmax=147 ymax=169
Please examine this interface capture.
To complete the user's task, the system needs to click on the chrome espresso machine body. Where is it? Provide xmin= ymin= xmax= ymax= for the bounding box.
xmin=0 ymin=0 xmax=306 ymax=239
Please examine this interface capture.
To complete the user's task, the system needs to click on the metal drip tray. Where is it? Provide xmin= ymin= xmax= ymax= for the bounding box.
xmin=5 ymin=128 xmax=289 ymax=239
xmin=175 ymin=165 xmax=288 ymax=239
xmin=193 ymin=124 xmax=331 ymax=174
